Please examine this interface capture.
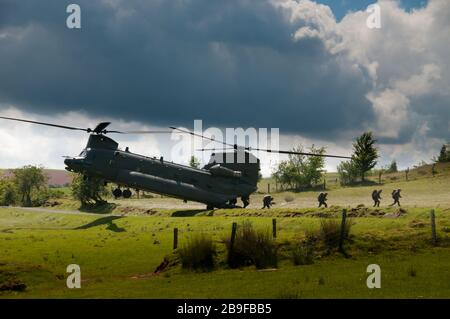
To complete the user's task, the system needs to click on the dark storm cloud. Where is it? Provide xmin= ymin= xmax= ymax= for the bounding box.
xmin=0 ymin=0 xmax=374 ymax=138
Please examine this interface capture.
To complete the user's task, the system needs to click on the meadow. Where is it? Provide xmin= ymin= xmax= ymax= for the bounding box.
xmin=0 ymin=163 xmax=449 ymax=298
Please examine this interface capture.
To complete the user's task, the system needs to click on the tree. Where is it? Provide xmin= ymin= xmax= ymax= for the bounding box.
xmin=437 ymin=144 xmax=450 ymax=163
xmin=71 ymin=174 xmax=108 ymax=207
xmin=0 ymin=177 xmax=16 ymax=206
xmin=12 ymin=165 xmax=48 ymax=207
xmin=272 ymin=145 xmax=325 ymax=190
xmin=189 ymin=155 xmax=201 ymax=169
xmin=387 ymin=160 xmax=398 ymax=173
xmin=337 ymin=160 xmax=359 ymax=186
xmin=351 ymin=132 xmax=379 ymax=181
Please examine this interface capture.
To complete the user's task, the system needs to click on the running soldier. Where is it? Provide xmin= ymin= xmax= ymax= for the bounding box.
xmin=318 ymin=192 xmax=328 ymax=208
xmin=372 ymin=189 xmax=382 ymax=207
xmin=262 ymin=195 xmax=274 ymax=209
xmin=389 ymin=189 xmax=402 ymax=206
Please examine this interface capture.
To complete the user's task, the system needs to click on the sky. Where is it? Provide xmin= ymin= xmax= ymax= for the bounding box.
xmin=0 ymin=0 xmax=448 ymax=176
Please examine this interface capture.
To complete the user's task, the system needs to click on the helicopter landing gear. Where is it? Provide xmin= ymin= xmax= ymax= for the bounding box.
xmin=241 ymin=196 xmax=250 ymax=208
xmin=206 ymin=204 xmax=214 ymax=210
xmin=123 ymin=189 xmax=132 ymax=199
xmin=112 ymin=188 xmax=122 ymax=198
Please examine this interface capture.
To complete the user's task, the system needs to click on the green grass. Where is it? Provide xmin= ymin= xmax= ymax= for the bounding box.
xmin=1 ymin=162 xmax=449 ymax=298
xmin=0 ymin=207 xmax=449 ymax=298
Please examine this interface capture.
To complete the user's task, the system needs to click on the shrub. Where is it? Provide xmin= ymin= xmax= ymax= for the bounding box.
xmin=319 ymin=218 xmax=352 ymax=251
xmin=0 ymin=179 xmax=16 ymax=206
xmin=178 ymin=234 xmax=216 ymax=271
xmin=225 ymin=221 xmax=278 ymax=269
xmin=292 ymin=234 xmax=316 ymax=265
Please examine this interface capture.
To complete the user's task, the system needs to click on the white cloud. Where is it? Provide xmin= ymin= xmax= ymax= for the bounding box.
xmin=0 ymin=106 xmax=162 ymax=169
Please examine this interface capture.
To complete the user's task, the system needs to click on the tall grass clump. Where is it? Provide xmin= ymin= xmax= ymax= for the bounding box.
xmin=319 ymin=218 xmax=352 ymax=252
xmin=178 ymin=234 xmax=216 ymax=271
xmin=292 ymin=233 xmax=316 ymax=265
xmin=225 ymin=221 xmax=278 ymax=269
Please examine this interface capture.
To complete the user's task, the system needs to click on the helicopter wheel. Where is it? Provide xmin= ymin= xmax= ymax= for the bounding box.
xmin=241 ymin=196 xmax=250 ymax=208
xmin=123 ymin=189 xmax=132 ymax=199
xmin=112 ymin=188 xmax=122 ymax=198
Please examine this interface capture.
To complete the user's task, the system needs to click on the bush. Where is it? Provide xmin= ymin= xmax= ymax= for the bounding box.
xmin=284 ymin=195 xmax=294 ymax=202
xmin=0 ymin=179 xmax=16 ymax=206
xmin=178 ymin=234 xmax=216 ymax=271
xmin=225 ymin=221 xmax=278 ymax=269
xmin=319 ymin=218 xmax=352 ymax=251
xmin=292 ymin=234 xmax=316 ymax=265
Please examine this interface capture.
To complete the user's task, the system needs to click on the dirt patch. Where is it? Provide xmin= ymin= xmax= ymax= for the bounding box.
xmin=384 ymin=208 xmax=408 ymax=218
xmin=409 ymin=220 xmax=427 ymax=228
xmin=0 ymin=279 xmax=26 ymax=292
xmin=130 ymin=254 xmax=179 ymax=280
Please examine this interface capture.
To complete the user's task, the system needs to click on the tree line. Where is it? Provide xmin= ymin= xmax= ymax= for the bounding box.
xmin=273 ymin=132 xmax=380 ymax=190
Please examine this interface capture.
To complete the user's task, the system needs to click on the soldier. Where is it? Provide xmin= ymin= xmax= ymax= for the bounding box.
xmin=318 ymin=192 xmax=328 ymax=208
xmin=376 ymin=190 xmax=382 ymax=207
xmin=372 ymin=189 xmax=382 ymax=207
xmin=371 ymin=189 xmax=378 ymax=207
xmin=389 ymin=189 xmax=402 ymax=206
xmin=262 ymin=195 xmax=274 ymax=209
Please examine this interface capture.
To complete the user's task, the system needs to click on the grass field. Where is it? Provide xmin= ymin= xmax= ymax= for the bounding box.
xmin=0 ymin=163 xmax=449 ymax=298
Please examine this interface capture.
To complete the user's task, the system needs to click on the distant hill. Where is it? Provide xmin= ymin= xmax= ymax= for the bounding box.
xmin=1 ymin=169 xmax=72 ymax=187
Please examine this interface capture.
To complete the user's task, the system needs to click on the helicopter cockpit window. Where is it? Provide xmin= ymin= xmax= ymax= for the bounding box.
xmin=78 ymin=150 xmax=87 ymax=158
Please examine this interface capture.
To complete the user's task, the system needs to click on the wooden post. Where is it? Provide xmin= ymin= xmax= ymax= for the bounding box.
xmin=323 ymin=178 xmax=326 ymax=190
xmin=230 ymin=222 xmax=237 ymax=252
xmin=268 ymin=183 xmax=270 ymax=194
xmin=432 ymin=164 xmax=436 ymax=177
xmin=431 ymin=209 xmax=437 ymax=246
xmin=406 ymin=167 xmax=409 ymax=181
xmin=272 ymin=218 xmax=277 ymax=239
xmin=136 ymin=189 xmax=140 ymax=199
xmin=378 ymin=171 xmax=382 ymax=184
xmin=173 ymin=228 xmax=178 ymax=250
xmin=339 ymin=209 xmax=347 ymax=254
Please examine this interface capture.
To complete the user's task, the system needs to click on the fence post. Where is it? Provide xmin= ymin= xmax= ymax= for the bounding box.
xmin=268 ymin=183 xmax=270 ymax=194
xmin=431 ymin=209 xmax=437 ymax=246
xmin=230 ymin=222 xmax=237 ymax=252
xmin=272 ymin=218 xmax=277 ymax=239
xmin=339 ymin=209 xmax=347 ymax=254
xmin=173 ymin=228 xmax=178 ymax=250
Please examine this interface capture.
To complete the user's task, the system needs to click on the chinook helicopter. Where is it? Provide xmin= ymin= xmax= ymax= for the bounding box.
xmin=0 ymin=116 xmax=351 ymax=209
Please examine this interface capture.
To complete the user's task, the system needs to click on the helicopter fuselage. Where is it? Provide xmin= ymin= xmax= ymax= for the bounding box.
xmin=64 ymin=134 xmax=259 ymax=208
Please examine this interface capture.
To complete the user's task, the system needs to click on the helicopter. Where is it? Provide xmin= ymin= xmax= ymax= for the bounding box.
xmin=0 ymin=116 xmax=351 ymax=209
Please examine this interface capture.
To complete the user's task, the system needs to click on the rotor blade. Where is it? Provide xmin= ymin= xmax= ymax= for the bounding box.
xmin=245 ymin=147 xmax=351 ymax=159
xmin=169 ymin=127 xmax=235 ymax=147
xmin=170 ymin=126 xmax=351 ymax=159
xmin=0 ymin=116 xmax=89 ymax=132
xmin=112 ymin=130 xmax=175 ymax=134
xmin=93 ymin=122 xmax=111 ymax=134
xmin=196 ymin=148 xmax=236 ymax=151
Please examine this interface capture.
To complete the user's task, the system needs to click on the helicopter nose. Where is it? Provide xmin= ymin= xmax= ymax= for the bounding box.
xmin=64 ymin=158 xmax=84 ymax=172
xmin=64 ymin=158 xmax=75 ymax=167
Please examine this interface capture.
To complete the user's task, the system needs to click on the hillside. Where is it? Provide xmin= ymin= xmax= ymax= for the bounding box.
xmin=1 ymin=169 xmax=71 ymax=187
